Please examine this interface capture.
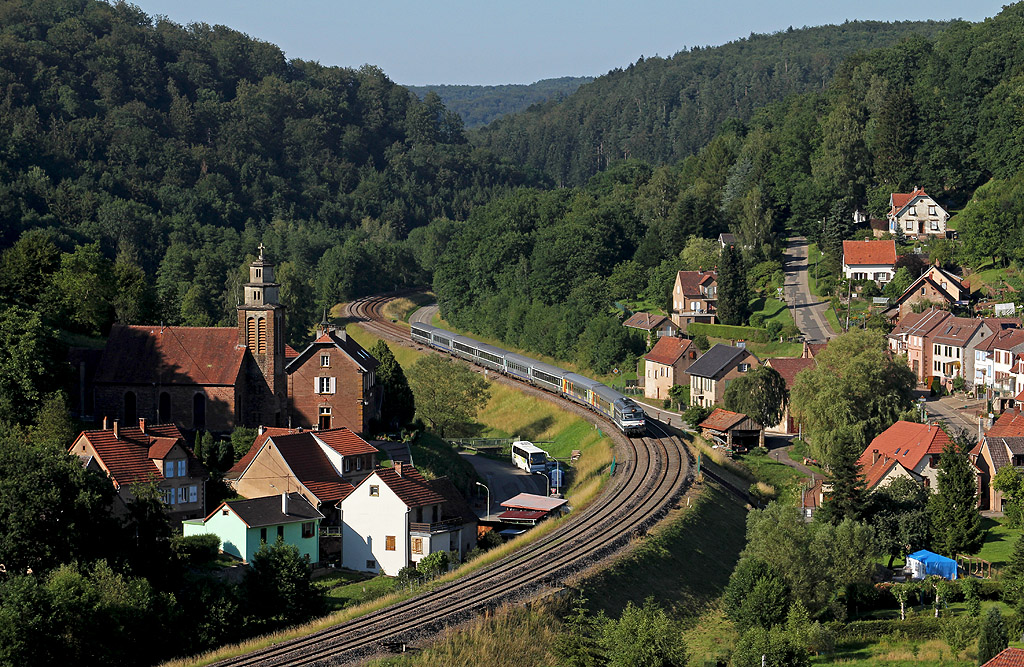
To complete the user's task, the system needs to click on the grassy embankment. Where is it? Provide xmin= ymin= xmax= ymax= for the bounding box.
xmin=370 ymin=479 xmax=751 ymax=667
xmin=381 ymin=292 xmax=436 ymax=326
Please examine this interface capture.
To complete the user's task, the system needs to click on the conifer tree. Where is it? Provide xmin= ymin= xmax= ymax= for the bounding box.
xmin=977 ymin=607 xmax=1008 ymax=665
xmin=717 ymin=243 xmax=750 ymax=326
xmin=818 ymin=435 xmax=867 ymax=523
xmin=370 ymin=340 xmax=415 ymax=428
xmin=929 ymin=437 xmax=983 ymax=557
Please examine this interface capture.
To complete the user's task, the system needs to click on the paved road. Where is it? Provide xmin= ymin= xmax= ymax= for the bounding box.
xmin=919 ymin=393 xmax=985 ymax=435
xmin=783 ymin=237 xmax=836 ymax=343
xmin=409 ymin=304 xmax=438 ymax=325
xmin=459 ymin=451 xmax=547 ymax=520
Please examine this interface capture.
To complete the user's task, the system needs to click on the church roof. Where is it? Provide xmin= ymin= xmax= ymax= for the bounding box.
xmin=95 ymin=325 xmax=246 ymax=387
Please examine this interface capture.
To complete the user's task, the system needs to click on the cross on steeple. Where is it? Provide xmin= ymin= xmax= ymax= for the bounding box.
xmin=257 ymin=242 xmax=266 ymax=259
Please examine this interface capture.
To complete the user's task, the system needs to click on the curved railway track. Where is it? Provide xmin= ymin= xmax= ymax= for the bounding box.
xmin=217 ymin=294 xmax=692 ymax=666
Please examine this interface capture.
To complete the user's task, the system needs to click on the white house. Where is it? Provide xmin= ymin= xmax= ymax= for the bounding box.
xmin=842 ymin=239 xmax=897 ymax=284
xmin=339 ymin=462 xmax=474 ymax=575
xmin=888 ymin=188 xmax=950 ymax=238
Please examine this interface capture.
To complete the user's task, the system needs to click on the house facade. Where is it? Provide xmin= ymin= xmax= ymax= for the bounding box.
xmin=888 ymin=188 xmax=950 ymax=238
xmin=183 ymin=492 xmax=323 ymax=563
xmin=975 ymin=328 xmax=1024 ymax=397
xmin=286 ymin=324 xmax=381 ymax=433
xmin=623 ymin=312 xmax=676 ymax=342
xmin=894 ymin=265 xmax=968 ymax=320
xmin=764 ymin=357 xmax=815 ymax=434
xmin=842 ymin=240 xmax=897 ymax=284
xmin=670 ymin=270 xmax=717 ymax=332
xmin=642 ymin=336 xmax=696 ymax=400
xmin=889 ymin=308 xmax=954 ymax=384
xmin=687 ymin=344 xmax=760 ymax=408
xmin=70 ymin=419 xmax=208 ymax=521
xmin=970 ymin=408 xmax=1024 ymax=509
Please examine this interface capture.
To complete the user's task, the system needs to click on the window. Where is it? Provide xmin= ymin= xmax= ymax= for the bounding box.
xmin=162 ymin=488 xmax=175 ymax=505
xmin=934 ymin=344 xmax=941 ymax=355
xmin=906 ymin=221 xmax=913 ymax=231
xmin=412 ymin=537 xmax=423 ymax=555
xmin=177 ymin=459 xmax=187 ymax=477
xmin=366 ymin=560 xmax=376 ymax=569
xmin=909 ymin=206 xmax=917 ymax=216
xmin=260 ymin=528 xmax=267 ymax=543
xmin=319 ymin=406 xmax=331 ymax=430
xmin=302 ymin=522 xmax=315 ymax=539
xmin=934 ymin=361 xmax=941 ymax=372
xmin=385 ymin=535 xmax=396 ymax=551
xmin=277 ymin=525 xmax=284 ymax=540
xmin=222 ymin=509 xmax=229 ymax=516
xmin=369 ymin=485 xmax=379 ymax=497
xmin=255 ymin=268 xmax=261 ymax=279
xmin=189 ymin=485 xmax=198 ymax=503
xmin=315 ymin=377 xmax=336 ymax=394
xmin=931 ymin=220 xmax=939 ymax=231
xmin=165 ymin=461 xmax=175 ymax=478
xmin=929 ymin=205 xmax=937 ymax=215
xmin=356 ymin=455 xmax=363 ymax=471
xmin=320 ymin=354 xmax=330 ymax=367
xmin=344 ymin=458 xmax=351 ymax=473
xmin=738 ymin=363 xmax=749 ymax=372
xmin=177 ymin=487 xmax=187 ymax=504
xmin=257 ymin=317 xmax=266 ymax=353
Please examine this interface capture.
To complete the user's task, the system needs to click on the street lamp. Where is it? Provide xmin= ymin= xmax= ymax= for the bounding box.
xmin=475 ymin=481 xmax=491 ymax=521
xmin=533 ymin=470 xmax=551 ymax=497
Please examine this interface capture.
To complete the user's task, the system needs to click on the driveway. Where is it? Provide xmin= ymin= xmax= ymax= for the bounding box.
xmin=783 ymin=237 xmax=836 ymax=343
xmin=459 ymin=451 xmax=547 ymax=520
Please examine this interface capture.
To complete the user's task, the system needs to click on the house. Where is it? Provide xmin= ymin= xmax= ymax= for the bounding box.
xmin=718 ymin=232 xmax=736 ymax=248
xmin=286 ymin=323 xmax=381 ymax=433
xmin=842 ymin=240 xmax=896 ymax=284
xmin=642 ymin=337 xmax=696 ymax=400
xmin=764 ymin=357 xmax=815 ymax=434
xmin=889 ymin=308 xmax=955 ymax=384
xmin=93 ymin=246 xmax=295 ymax=432
xmin=802 ymin=341 xmax=828 ymax=359
xmin=670 ymin=270 xmax=718 ymax=332
xmin=856 ymin=421 xmax=953 ymax=492
xmin=698 ymin=408 xmax=764 ymax=450
xmin=69 ymin=418 xmax=208 ymax=521
xmin=888 ymin=188 xmax=950 ymax=238
xmin=226 ymin=427 xmax=379 ymax=525
xmin=892 ymin=264 xmax=969 ymax=320
xmin=975 ymin=328 xmax=1024 ymax=398
xmin=800 ymin=478 xmax=825 ymax=520
xmin=339 ymin=462 xmax=472 ymax=574
xmin=182 ymin=492 xmax=323 ymax=564
xmin=929 ymin=317 xmax=987 ymax=391
xmin=687 ymin=344 xmax=759 ymax=408
xmin=971 ymin=407 xmax=1024 ymax=510
xmin=623 ymin=312 xmax=676 ymax=341
xmin=981 ymin=647 xmax=1024 ymax=667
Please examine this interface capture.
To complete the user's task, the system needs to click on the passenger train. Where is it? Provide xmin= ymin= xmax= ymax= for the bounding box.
xmin=411 ymin=323 xmax=647 ymax=435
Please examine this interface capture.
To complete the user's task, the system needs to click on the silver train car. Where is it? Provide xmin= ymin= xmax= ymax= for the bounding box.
xmin=411 ymin=323 xmax=646 ymax=435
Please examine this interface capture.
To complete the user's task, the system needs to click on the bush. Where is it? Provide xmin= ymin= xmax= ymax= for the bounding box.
xmin=692 ymin=333 xmax=710 ymax=352
xmin=766 ymin=320 xmax=783 ymax=339
xmin=682 ymin=404 xmax=713 ymax=427
xmin=749 ymin=313 xmax=765 ymax=328
xmin=417 ymin=550 xmax=450 ymax=578
xmin=171 ymin=534 xmax=221 ymax=567
xmin=839 ymin=616 xmax=943 ymax=640
xmin=395 ymin=565 xmax=424 ymax=588
xmin=479 ymin=529 xmax=503 ymax=550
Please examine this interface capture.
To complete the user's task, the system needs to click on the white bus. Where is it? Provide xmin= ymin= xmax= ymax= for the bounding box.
xmin=511 ymin=441 xmax=548 ymax=473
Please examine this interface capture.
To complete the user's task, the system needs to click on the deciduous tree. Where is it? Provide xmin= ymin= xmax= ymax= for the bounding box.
xmin=723 ymin=365 xmax=788 ymax=428
xmin=407 ymin=355 xmax=490 ymax=437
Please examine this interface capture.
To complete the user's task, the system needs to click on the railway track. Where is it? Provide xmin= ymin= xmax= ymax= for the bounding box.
xmin=216 ymin=294 xmax=692 ymax=666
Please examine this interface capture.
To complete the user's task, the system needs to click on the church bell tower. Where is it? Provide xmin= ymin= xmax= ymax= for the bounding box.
xmin=237 ymin=244 xmax=286 ymax=425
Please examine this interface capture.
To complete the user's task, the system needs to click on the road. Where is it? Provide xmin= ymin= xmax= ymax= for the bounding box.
xmin=783 ymin=237 xmax=836 ymax=343
xmin=459 ymin=451 xmax=548 ymax=520
xmin=410 ymin=303 xmax=438 ymax=325
xmin=919 ymin=392 xmax=985 ymax=436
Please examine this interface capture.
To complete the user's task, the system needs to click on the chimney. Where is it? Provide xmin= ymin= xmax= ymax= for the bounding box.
xmin=281 ymin=492 xmax=289 ymax=516
xmin=394 ymin=460 xmax=404 ymax=477
xmin=138 ymin=417 xmax=146 ymax=433
xmin=113 ymin=420 xmax=119 ymax=440
xmin=103 ymin=416 xmax=109 ymax=430
xmin=258 ymin=425 xmax=265 ymax=436
xmin=872 ymin=449 xmax=880 ymax=464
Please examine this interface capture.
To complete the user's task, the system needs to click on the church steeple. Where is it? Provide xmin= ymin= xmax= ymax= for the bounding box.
xmin=237 ymin=245 xmax=287 ymax=426
xmin=243 ymin=243 xmax=280 ymax=307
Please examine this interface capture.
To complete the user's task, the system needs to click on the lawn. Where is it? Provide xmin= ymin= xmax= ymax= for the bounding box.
xmin=749 ymin=296 xmax=795 ymax=328
xmin=744 ymin=339 xmax=803 ymax=358
xmin=316 ymin=570 xmax=398 ymax=612
xmin=737 ymin=448 xmax=809 ymax=492
xmin=825 ymin=306 xmax=842 ymax=333
xmin=976 ymin=516 xmax=1023 ymax=571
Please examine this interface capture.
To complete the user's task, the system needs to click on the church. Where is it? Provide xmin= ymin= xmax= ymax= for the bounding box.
xmin=92 ymin=246 xmax=381 ymax=434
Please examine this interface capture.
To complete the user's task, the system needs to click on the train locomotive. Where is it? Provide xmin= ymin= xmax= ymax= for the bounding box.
xmin=411 ymin=323 xmax=647 ymax=436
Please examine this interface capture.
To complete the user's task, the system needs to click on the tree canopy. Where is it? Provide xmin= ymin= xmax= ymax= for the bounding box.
xmin=406 ymin=355 xmax=491 ymax=437
xmin=723 ymin=365 xmax=788 ymax=428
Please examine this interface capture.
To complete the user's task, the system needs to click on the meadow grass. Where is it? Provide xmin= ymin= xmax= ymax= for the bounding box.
xmin=317 ymin=569 xmax=398 ymax=612
xmin=382 ymin=292 xmax=436 ymax=325
xmin=744 ymin=339 xmax=804 ymax=358
xmin=750 ymin=296 xmax=796 ymax=328
xmin=977 ymin=516 xmax=1023 ymax=570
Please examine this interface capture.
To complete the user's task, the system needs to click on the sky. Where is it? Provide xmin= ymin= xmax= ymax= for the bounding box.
xmin=128 ymin=1 xmax=1006 ymax=86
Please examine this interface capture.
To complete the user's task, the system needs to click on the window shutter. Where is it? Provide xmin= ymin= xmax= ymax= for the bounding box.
xmin=330 ymin=377 xmax=336 ymax=394
xmin=189 ymin=485 xmax=197 ymax=503
xmin=314 ymin=377 xmax=320 ymax=394
xmin=178 ymin=460 xmax=186 ymax=477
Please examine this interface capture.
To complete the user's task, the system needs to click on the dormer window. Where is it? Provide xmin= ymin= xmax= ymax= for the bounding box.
xmin=165 ymin=461 xmax=174 ymax=478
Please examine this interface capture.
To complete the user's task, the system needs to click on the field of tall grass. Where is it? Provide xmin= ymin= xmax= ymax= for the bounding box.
xmin=382 ymin=292 xmax=436 ymax=325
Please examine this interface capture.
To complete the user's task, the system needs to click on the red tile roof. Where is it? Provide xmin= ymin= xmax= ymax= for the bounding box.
xmin=227 ymin=427 xmax=298 ymax=477
xmin=801 ymin=479 xmax=823 ymax=510
xmin=270 ymin=432 xmax=357 ymax=502
xmin=976 ymin=328 xmax=1024 ymax=353
xmin=766 ymin=357 xmax=815 ymax=388
xmin=675 ymin=270 xmax=717 ymax=297
xmin=931 ymin=317 xmax=983 ymax=345
xmin=804 ymin=342 xmax=828 ymax=359
xmin=842 ymin=240 xmax=897 ymax=267
xmin=497 ymin=509 xmax=548 ymax=521
xmin=285 ymin=344 xmax=299 ymax=359
xmin=314 ymin=428 xmax=379 ymax=457
xmin=699 ymin=408 xmax=748 ymax=432
xmin=989 ymin=408 xmax=1024 ymax=438
xmin=983 ymin=647 xmax=1024 ymax=667
xmin=373 ymin=465 xmax=446 ymax=508
xmin=95 ymin=324 xmax=246 ymax=386
xmin=304 ymin=479 xmax=355 ymax=503
xmin=856 ymin=421 xmax=950 ymax=473
xmin=890 ymin=308 xmax=952 ymax=339
xmin=147 ymin=437 xmax=179 ymax=460
xmin=644 ymin=337 xmax=692 ymax=366
xmin=860 ymin=453 xmax=914 ymax=489
xmin=623 ymin=312 xmax=669 ymax=331
xmin=890 ymin=187 xmax=927 ymax=214
xmin=72 ymin=422 xmax=188 ymax=489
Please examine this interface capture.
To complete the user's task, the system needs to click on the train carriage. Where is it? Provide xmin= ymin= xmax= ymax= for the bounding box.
xmin=410 ymin=323 xmax=437 ymax=346
xmin=502 ymin=352 xmax=534 ymax=381
xmin=562 ymin=373 xmax=601 ymax=408
xmin=474 ymin=343 xmax=505 ymax=371
xmin=450 ymin=335 xmax=479 ymax=362
xmin=528 ymin=361 xmax=565 ymax=393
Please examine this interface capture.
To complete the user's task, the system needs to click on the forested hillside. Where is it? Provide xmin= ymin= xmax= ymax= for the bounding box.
xmin=435 ymin=3 xmax=1024 ymax=372
xmin=0 ymin=0 xmax=539 ymax=347
xmin=472 ymin=20 xmax=949 ymax=186
xmin=406 ymin=76 xmax=594 ymax=128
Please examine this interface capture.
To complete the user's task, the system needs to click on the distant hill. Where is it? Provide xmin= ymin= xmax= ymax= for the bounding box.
xmin=471 ymin=21 xmax=951 ymax=186
xmin=406 ymin=77 xmax=594 ymax=129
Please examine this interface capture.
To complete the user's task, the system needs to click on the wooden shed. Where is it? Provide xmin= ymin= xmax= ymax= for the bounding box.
xmin=699 ymin=408 xmax=764 ymax=451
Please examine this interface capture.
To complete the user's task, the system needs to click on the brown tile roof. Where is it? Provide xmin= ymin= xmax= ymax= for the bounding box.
xmin=860 ymin=453 xmax=914 ymax=490
xmin=304 ymin=479 xmax=355 ymax=503
xmin=804 ymin=342 xmax=828 ymax=359
xmin=890 ymin=308 xmax=951 ymax=338
xmin=983 ymin=647 xmax=1024 ymax=667
xmin=989 ymin=408 xmax=1024 ymax=438
xmin=856 ymin=421 xmax=950 ymax=472
xmin=315 ymin=428 xmax=379 ymax=457
xmin=801 ymin=479 xmax=823 ymax=509
xmin=369 ymin=465 xmax=446 ymax=508
xmin=72 ymin=422 xmax=190 ymax=489
xmin=699 ymin=408 xmax=748 ymax=432
xmin=623 ymin=312 xmax=669 ymax=331
xmin=147 ymin=437 xmax=179 ymax=460
xmin=842 ymin=240 xmax=896 ymax=266
xmin=95 ymin=324 xmax=246 ymax=386
xmin=644 ymin=337 xmax=692 ymax=366
xmin=285 ymin=344 xmax=299 ymax=359
xmin=976 ymin=328 xmax=1024 ymax=353
xmin=675 ymin=270 xmax=717 ymax=297
xmin=897 ymin=274 xmax=959 ymax=307
xmin=271 ymin=432 xmax=358 ymax=504
xmin=931 ymin=317 xmax=983 ymax=345
xmin=227 ymin=427 xmax=298 ymax=477
xmin=766 ymin=357 xmax=815 ymax=388
xmin=890 ymin=187 xmax=928 ymax=214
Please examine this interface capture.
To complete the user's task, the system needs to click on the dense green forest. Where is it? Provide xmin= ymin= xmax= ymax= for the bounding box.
xmin=0 ymin=0 xmax=541 ymax=347
xmin=434 ymin=3 xmax=1024 ymax=369
xmin=471 ymin=21 xmax=950 ymax=187
xmin=406 ymin=76 xmax=594 ymax=129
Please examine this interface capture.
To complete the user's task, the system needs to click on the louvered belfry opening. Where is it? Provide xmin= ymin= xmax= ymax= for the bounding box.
xmin=247 ymin=317 xmax=256 ymax=349
xmin=257 ymin=318 xmax=267 ymax=354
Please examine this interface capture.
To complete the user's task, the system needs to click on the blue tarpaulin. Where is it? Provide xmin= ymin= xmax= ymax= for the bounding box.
xmin=907 ymin=549 xmax=958 ymax=580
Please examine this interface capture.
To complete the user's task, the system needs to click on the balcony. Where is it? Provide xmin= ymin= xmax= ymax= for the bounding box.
xmin=410 ymin=519 xmax=462 ymax=534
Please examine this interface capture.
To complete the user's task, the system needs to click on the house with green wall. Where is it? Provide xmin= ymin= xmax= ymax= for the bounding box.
xmin=183 ymin=492 xmax=323 ymax=564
